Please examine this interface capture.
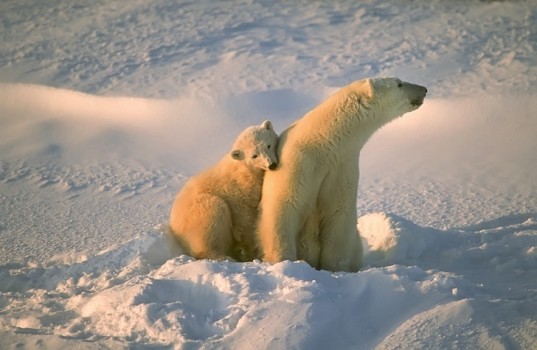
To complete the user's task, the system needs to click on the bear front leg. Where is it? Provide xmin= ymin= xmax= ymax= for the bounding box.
xmin=317 ymin=164 xmax=363 ymax=272
xmin=258 ymin=200 xmax=300 ymax=263
xmin=259 ymin=186 xmax=324 ymax=264
xmin=319 ymin=213 xmax=363 ymax=272
xmin=258 ymin=155 xmax=324 ymax=264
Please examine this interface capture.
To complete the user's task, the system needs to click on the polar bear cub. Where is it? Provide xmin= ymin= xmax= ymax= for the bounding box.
xmin=169 ymin=120 xmax=278 ymax=262
xmin=258 ymin=77 xmax=427 ymax=272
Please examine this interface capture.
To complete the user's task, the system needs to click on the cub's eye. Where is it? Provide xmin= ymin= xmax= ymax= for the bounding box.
xmin=397 ymin=82 xmax=403 ymax=88
xmin=267 ymin=145 xmax=271 ymax=149
xmin=252 ymin=155 xmax=258 ymax=159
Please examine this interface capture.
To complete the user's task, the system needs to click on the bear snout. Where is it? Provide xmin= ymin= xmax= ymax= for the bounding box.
xmin=405 ymin=83 xmax=427 ymax=107
xmin=268 ymin=162 xmax=277 ymax=170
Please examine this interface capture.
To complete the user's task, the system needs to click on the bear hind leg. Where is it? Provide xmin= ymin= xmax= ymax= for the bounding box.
xmin=187 ymin=194 xmax=234 ymax=260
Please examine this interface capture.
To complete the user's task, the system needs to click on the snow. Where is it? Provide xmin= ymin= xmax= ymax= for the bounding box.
xmin=1 ymin=0 xmax=536 ymax=348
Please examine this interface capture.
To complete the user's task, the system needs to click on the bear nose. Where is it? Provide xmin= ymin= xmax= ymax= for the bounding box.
xmin=268 ymin=162 xmax=277 ymax=170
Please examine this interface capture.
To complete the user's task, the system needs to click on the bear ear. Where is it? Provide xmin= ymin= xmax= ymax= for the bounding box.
xmin=363 ymin=79 xmax=375 ymax=98
xmin=261 ymin=120 xmax=273 ymax=131
xmin=231 ymin=149 xmax=243 ymax=160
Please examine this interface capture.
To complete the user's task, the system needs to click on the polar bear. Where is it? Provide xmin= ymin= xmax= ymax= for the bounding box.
xmin=169 ymin=120 xmax=278 ymax=262
xmin=258 ymin=77 xmax=427 ymax=272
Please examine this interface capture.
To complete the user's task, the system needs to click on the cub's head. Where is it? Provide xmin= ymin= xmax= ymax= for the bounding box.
xmin=230 ymin=120 xmax=279 ymax=171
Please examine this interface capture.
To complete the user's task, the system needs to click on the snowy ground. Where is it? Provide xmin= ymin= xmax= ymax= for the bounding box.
xmin=1 ymin=0 xmax=536 ymax=349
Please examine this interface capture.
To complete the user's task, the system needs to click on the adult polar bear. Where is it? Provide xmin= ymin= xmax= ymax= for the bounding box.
xmin=258 ymin=77 xmax=427 ymax=272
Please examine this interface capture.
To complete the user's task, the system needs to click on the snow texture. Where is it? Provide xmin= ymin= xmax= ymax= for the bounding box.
xmin=1 ymin=0 xmax=536 ymax=349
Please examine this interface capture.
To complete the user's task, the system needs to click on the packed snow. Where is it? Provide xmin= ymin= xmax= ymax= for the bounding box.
xmin=1 ymin=0 xmax=536 ymax=349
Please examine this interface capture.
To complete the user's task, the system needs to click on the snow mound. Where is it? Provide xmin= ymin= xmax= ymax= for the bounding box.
xmin=360 ymin=212 xmax=431 ymax=265
xmin=2 ymin=213 xmax=536 ymax=349
xmin=360 ymin=212 xmax=537 ymax=274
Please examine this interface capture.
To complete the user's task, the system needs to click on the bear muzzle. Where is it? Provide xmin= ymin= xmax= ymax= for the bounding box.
xmin=404 ymin=83 xmax=427 ymax=107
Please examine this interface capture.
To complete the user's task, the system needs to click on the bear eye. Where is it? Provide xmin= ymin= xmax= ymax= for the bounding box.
xmin=267 ymin=145 xmax=271 ymax=149
xmin=252 ymin=154 xmax=258 ymax=159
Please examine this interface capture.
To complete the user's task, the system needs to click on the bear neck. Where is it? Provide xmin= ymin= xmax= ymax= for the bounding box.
xmin=300 ymin=89 xmax=394 ymax=155
xmin=354 ymin=109 xmax=399 ymax=148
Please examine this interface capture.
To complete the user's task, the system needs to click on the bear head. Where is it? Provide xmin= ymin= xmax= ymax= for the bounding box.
xmin=355 ymin=77 xmax=427 ymax=126
xmin=230 ymin=120 xmax=279 ymax=171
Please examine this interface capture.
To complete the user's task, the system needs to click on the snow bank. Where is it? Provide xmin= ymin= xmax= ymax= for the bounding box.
xmin=2 ymin=213 xmax=535 ymax=349
xmin=360 ymin=212 xmax=431 ymax=265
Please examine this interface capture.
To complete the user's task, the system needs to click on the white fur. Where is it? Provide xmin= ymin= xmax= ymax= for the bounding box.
xmin=169 ymin=120 xmax=278 ymax=261
xmin=257 ymin=78 xmax=427 ymax=272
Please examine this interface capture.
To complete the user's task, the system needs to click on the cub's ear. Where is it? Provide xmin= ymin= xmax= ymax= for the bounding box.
xmin=261 ymin=120 xmax=273 ymax=131
xmin=231 ymin=149 xmax=243 ymax=160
